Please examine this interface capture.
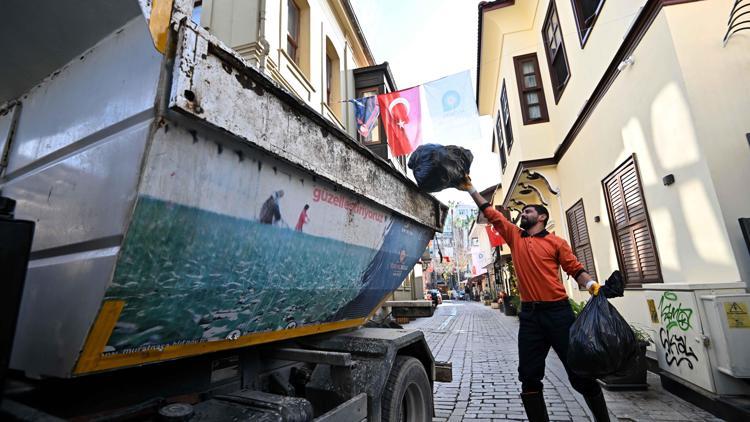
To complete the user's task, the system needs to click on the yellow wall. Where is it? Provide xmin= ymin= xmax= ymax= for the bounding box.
xmin=482 ymin=0 xmax=647 ymax=193
xmin=555 ymin=11 xmax=743 ymax=329
xmin=539 ymin=0 xmax=644 ymax=157
xmin=477 ymin=0 xmax=538 ymax=115
xmin=484 ymin=1 xmax=748 ymax=325
xmin=664 ymin=0 xmax=750 ymax=281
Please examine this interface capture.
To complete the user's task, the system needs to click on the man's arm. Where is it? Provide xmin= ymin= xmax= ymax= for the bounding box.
xmin=559 ymin=240 xmax=600 ymax=295
xmin=459 ymin=178 xmax=519 ymax=242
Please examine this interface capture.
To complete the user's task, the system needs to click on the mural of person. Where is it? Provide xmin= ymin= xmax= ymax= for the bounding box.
xmin=390 ymin=248 xmax=409 ymax=276
xmin=335 ymin=219 xmax=432 ymax=320
xmin=295 ymin=204 xmax=310 ymax=232
xmin=259 ymin=190 xmax=284 ymax=225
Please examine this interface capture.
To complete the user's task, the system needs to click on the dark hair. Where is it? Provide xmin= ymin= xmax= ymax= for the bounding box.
xmin=304 ymin=204 xmax=310 ymax=210
xmin=522 ymin=204 xmax=549 ymax=227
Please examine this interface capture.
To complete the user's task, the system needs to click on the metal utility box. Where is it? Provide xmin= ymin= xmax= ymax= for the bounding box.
xmin=644 ymin=285 xmax=750 ymax=396
xmin=700 ymin=294 xmax=750 ymax=378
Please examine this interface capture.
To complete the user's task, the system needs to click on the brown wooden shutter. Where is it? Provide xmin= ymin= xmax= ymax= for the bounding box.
xmin=602 ymin=156 xmax=662 ymax=286
xmin=566 ymin=199 xmax=597 ymax=284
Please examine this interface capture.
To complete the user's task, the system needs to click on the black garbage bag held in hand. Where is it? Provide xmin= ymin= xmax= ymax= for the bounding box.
xmin=567 ymin=270 xmax=637 ymax=378
xmin=408 ymin=144 xmax=473 ymax=192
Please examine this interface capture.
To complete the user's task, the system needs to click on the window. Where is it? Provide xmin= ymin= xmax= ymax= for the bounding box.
xmin=495 ymin=132 xmax=507 ymax=172
xmin=500 ymin=80 xmax=513 ymax=152
xmin=542 ymin=1 xmax=570 ymax=102
xmin=513 ymin=53 xmax=549 ymax=125
xmin=287 ymin=0 xmax=300 ymax=64
xmin=494 ymin=112 xmax=503 ymax=151
xmin=355 ymin=88 xmax=381 ymax=145
xmin=566 ymin=199 xmax=597 ymax=285
xmin=602 ymin=156 xmax=662 ymax=286
xmin=325 ymin=38 xmax=341 ymax=116
xmin=191 ymin=1 xmax=203 ymax=26
xmin=571 ymin=0 xmax=605 ymax=45
xmin=494 ymin=113 xmax=506 ymax=172
xmin=326 ymin=55 xmax=333 ymax=104
xmin=499 ymin=138 xmax=507 ymax=172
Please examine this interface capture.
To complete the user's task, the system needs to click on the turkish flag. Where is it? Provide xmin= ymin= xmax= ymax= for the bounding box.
xmin=485 ymin=224 xmax=505 ymax=247
xmin=377 ymin=87 xmax=422 ymax=156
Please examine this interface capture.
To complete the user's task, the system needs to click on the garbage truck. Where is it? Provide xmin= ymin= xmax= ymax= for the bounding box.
xmin=0 ymin=1 xmax=448 ymax=420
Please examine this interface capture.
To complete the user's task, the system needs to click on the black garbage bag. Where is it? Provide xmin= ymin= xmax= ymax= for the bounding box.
xmin=408 ymin=144 xmax=473 ymax=192
xmin=600 ymin=269 xmax=625 ymax=299
xmin=567 ymin=270 xmax=637 ymax=378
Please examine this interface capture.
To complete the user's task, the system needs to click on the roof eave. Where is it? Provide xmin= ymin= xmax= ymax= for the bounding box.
xmin=475 ymin=1 xmax=515 ymax=108
xmin=342 ymin=0 xmax=376 ymax=65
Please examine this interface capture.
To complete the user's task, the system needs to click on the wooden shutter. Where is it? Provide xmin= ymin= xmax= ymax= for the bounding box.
xmin=602 ymin=156 xmax=662 ymax=286
xmin=566 ymin=199 xmax=596 ymax=283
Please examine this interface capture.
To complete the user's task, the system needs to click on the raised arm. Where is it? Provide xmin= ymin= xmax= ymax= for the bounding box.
xmin=458 ymin=177 xmax=519 ymax=244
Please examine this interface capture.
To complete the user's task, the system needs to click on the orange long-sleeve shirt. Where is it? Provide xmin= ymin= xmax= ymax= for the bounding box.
xmin=483 ymin=206 xmax=585 ymax=302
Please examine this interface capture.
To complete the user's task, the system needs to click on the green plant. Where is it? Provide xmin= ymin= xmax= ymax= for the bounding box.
xmin=630 ymin=324 xmax=653 ymax=345
xmin=569 ymin=298 xmax=586 ymax=317
xmin=506 ymin=261 xmax=518 ymax=296
xmin=510 ymin=296 xmax=521 ymax=311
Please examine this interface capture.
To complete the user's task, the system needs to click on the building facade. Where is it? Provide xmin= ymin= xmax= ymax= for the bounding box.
xmin=476 ymin=0 xmax=750 ymax=406
xmin=195 ymin=0 xmax=407 ymax=171
xmin=432 ymin=203 xmax=479 ymax=290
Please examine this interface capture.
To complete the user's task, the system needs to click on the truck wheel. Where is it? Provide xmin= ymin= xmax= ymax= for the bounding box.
xmin=381 ymin=356 xmax=432 ymax=422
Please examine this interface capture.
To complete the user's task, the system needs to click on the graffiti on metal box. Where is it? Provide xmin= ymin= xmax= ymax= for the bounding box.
xmin=658 ymin=291 xmax=698 ymax=369
xmin=659 ymin=329 xmax=698 ymax=369
xmin=659 ymin=291 xmax=693 ymax=331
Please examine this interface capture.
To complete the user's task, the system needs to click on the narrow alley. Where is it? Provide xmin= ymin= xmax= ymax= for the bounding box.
xmin=405 ymin=301 xmax=723 ymax=422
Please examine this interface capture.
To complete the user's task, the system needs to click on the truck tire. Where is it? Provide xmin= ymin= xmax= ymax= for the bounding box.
xmin=381 ymin=356 xmax=432 ymax=422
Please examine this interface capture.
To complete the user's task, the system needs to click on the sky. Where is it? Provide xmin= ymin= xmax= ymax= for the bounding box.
xmin=349 ymin=0 xmax=501 ymax=205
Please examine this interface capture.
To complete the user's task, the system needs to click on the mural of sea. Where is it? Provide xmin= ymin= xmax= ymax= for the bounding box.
xmin=104 ymin=196 xmax=379 ymax=352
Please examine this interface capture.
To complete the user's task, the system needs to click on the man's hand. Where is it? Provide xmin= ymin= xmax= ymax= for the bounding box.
xmin=457 ymin=175 xmax=473 ymax=191
xmin=586 ymin=281 xmax=601 ymax=296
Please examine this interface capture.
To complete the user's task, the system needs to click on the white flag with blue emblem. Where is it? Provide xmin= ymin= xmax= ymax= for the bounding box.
xmin=423 ymin=70 xmax=481 ymax=146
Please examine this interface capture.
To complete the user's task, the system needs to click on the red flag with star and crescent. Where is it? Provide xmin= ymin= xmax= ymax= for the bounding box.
xmin=377 ymin=87 xmax=422 ymax=156
xmin=486 ymin=224 xmax=505 ymax=247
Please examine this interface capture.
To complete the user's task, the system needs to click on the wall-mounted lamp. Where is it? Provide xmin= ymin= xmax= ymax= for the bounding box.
xmin=663 ymin=174 xmax=675 ymax=186
xmin=617 ymin=55 xmax=635 ymax=71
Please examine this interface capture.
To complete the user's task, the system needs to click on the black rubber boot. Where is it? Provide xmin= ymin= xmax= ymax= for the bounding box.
xmin=520 ymin=391 xmax=549 ymax=422
xmin=584 ymin=392 xmax=611 ymax=422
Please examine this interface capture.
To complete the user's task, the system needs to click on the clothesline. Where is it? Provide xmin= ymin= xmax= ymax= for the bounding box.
xmin=341 ymin=70 xmax=481 ymax=157
xmin=338 ymin=68 xmax=473 ymax=103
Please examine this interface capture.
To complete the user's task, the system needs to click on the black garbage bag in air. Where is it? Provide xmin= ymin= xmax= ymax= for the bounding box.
xmin=567 ymin=270 xmax=638 ymax=378
xmin=407 ymin=144 xmax=473 ymax=192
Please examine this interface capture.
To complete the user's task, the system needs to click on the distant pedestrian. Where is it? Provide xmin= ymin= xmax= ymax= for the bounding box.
xmin=460 ymin=176 xmax=610 ymax=422
xmin=259 ymin=190 xmax=284 ymax=225
xmin=295 ymin=204 xmax=310 ymax=232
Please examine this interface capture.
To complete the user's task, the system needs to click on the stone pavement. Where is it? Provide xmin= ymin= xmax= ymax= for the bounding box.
xmin=403 ymin=301 xmax=723 ymax=422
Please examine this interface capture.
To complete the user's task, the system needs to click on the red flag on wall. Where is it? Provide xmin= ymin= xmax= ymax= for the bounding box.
xmin=485 ymin=224 xmax=505 ymax=247
xmin=377 ymin=87 xmax=422 ymax=156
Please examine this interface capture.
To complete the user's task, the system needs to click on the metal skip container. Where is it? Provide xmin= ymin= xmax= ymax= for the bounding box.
xmin=1 ymin=0 xmax=445 ymax=378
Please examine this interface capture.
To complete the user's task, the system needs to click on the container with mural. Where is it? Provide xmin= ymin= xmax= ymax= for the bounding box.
xmin=4 ymin=3 xmax=444 ymax=379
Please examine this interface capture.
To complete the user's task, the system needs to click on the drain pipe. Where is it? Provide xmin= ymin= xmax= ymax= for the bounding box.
xmin=257 ymin=0 xmax=269 ymax=73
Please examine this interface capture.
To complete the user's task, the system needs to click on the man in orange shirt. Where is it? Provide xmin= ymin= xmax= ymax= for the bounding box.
xmin=460 ymin=178 xmax=610 ymax=422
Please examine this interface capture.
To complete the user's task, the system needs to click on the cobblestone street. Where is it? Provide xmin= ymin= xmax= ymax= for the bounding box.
xmin=404 ymin=301 xmax=723 ymax=422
